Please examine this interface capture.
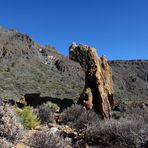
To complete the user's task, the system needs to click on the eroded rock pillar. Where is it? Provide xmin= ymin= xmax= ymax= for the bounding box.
xmin=69 ymin=43 xmax=114 ymax=119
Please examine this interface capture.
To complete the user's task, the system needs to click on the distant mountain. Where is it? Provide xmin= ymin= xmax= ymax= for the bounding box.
xmin=0 ymin=28 xmax=148 ymax=103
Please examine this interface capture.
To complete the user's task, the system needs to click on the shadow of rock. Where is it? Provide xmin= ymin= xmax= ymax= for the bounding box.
xmin=16 ymin=93 xmax=74 ymax=111
xmin=24 ymin=93 xmax=61 ymax=107
xmin=60 ymin=98 xmax=74 ymax=112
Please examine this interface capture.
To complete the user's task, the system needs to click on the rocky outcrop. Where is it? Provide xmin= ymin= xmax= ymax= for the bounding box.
xmin=69 ymin=43 xmax=114 ymax=119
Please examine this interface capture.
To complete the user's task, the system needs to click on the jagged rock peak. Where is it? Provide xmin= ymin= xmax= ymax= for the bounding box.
xmin=69 ymin=43 xmax=114 ymax=119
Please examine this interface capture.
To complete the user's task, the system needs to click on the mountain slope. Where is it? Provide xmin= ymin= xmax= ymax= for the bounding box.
xmin=110 ymin=60 xmax=148 ymax=101
xmin=0 ymin=28 xmax=148 ymax=102
xmin=0 ymin=28 xmax=84 ymax=101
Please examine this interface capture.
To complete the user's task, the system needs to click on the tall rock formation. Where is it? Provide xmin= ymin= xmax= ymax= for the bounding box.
xmin=69 ymin=43 xmax=114 ymax=119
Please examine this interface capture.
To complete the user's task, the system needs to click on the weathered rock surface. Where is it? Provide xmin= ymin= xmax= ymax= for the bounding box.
xmin=69 ymin=43 xmax=114 ymax=119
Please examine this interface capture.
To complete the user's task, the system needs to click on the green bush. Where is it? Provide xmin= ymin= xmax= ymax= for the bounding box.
xmin=16 ymin=106 xmax=40 ymax=129
xmin=45 ymin=101 xmax=60 ymax=113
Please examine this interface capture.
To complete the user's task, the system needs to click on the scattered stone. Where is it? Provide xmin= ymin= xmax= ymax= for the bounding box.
xmin=49 ymin=127 xmax=59 ymax=134
xmin=48 ymin=123 xmax=77 ymax=137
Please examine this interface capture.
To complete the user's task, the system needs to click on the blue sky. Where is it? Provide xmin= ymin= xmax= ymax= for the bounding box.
xmin=0 ymin=0 xmax=148 ymax=60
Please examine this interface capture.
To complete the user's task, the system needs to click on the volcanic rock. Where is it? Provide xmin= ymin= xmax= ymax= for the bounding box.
xmin=69 ymin=43 xmax=114 ymax=119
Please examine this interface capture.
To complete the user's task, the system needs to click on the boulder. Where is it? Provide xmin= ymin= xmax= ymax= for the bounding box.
xmin=69 ymin=43 xmax=114 ymax=119
xmin=16 ymin=96 xmax=27 ymax=108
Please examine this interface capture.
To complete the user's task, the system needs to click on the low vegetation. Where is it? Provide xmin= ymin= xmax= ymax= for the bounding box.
xmin=62 ymin=104 xmax=85 ymax=124
xmin=0 ymin=100 xmax=23 ymax=146
xmin=44 ymin=101 xmax=60 ymax=113
xmin=0 ymin=99 xmax=147 ymax=147
xmin=62 ymin=104 xmax=148 ymax=148
xmin=62 ymin=104 xmax=100 ymax=130
xmin=16 ymin=106 xmax=40 ymax=129
xmin=37 ymin=104 xmax=55 ymax=124
xmin=83 ymin=119 xmax=144 ymax=148
xmin=0 ymin=138 xmax=13 ymax=148
xmin=29 ymin=129 xmax=71 ymax=148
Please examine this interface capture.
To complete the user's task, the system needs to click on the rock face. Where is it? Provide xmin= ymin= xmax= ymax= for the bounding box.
xmin=69 ymin=43 xmax=114 ymax=119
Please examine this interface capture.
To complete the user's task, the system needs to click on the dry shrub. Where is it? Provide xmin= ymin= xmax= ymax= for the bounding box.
xmin=73 ymin=109 xmax=100 ymax=130
xmin=37 ymin=104 xmax=55 ymax=124
xmin=62 ymin=104 xmax=84 ymax=123
xmin=84 ymin=114 xmax=148 ymax=148
xmin=0 ymin=100 xmax=23 ymax=144
xmin=62 ymin=104 xmax=100 ymax=130
xmin=85 ymin=119 xmax=139 ymax=148
xmin=30 ymin=129 xmax=71 ymax=148
xmin=0 ymin=138 xmax=12 ymax=148
xmin=62 ymin=103 xmax=148 ymax=148
xmin=126 ymin=105 xmax=148 ymax=123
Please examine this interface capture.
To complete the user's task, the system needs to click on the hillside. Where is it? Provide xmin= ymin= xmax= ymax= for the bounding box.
xmin=110 ymin=60 xmax=148 ymax=101
xmin=0 ymin=28 xmax=148 ymax=103
xmin=0 ymin=28 xmax=84 ymax=101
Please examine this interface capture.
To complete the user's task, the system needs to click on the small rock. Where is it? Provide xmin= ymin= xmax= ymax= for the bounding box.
xmin=65 ymin=137 xmax=72 ymax=143
xmin=49 ymin=127 xmax=59 ymax=134
xmin=14 ymin=143 xmax=26 ymax=148
xmin=16 ymin=96 xmax=27 ymax=108
xmin=34 ymin=125 xmax=42 ymax=130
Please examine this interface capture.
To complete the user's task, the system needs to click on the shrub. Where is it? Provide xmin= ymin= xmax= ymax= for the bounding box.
xmin=62 ymin=104 xmax=84 ymax=124
xmin=73 ymin=109 xmax=100 ymax=130
xmin=62 ymin=103 xmax=148 ymax=147
xmin=37 ymin=104 xmax=55 ymax=124
xmin=0 ymin=138 xmax=12 ymax=148
xmin=17 ymin=106 xmax=40 ymax=129
xmin=0 ymin=101 xmax=23 ymax=143
xmin=45 ymin=101 xmax=60 ymax=113
xmin=126 ymin=106 xmax=148 ymax=123
xmin=82 ymin=116 xmax=148 ymax=148
xmin=62 ymin=104 xmax=100 ymax=130
xmin=84 ymin=119 xmax=138 ymax=147
xmin=29 ymin=130 xmax=71 ymax=148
